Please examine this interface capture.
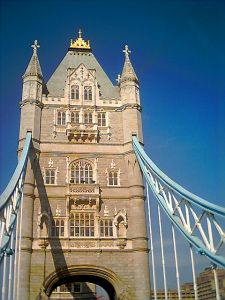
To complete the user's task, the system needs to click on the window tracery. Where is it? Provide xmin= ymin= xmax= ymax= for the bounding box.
xmin=98 ymin=112 xmax=106 ymax=126
xmin=108 ymin=171 xmax=119 ymax=186
xmin=70 ymin=212 xmax=95 ymax=237
xmin=45 ymin=169 xmax=56 ymax=185
xmin=70 ymin=160 xmax=93 ymax=184
xmin=51 ymin=219 xmax=65 ymax=237
xmin=57 ymin=111 xmax=66 ymax=125
xmin=84 ymin=86 xmax=92 ymax=100
xmin=71 ymin=112 xmax=79 ymax=124
xmin=106 ymin=160 xmax=120 ymax=186
xmin=84 ymin=112 xmax=93 ymax=124
xmin=100 ymin=219 xmax=113 ymax=237
xmin=71 ymin=85 xmax=79 ymax=100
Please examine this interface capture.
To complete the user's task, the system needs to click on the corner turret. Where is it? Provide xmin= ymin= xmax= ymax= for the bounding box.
xmin=119 ymin=45 xmax=142 ymax=143
xmin=119 ymin=45 xmax=140 ymax=105
xmin=22 ymin=40 xmax=43 ymax=102
xmin=19 ymin=40 xmax=43 ymax=141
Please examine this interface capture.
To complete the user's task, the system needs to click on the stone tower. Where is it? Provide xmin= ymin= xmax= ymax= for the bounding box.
xmin=18 ymin=31 xmax=150 ymax=300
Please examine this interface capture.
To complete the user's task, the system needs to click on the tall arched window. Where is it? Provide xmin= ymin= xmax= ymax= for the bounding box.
xmin=57 ymin=111 xmax=66 ymax=125
xmin=71 ymin=85 xmax=79 ymax=100
xmin=84 ymin=86 xmax=92 ymax=101
xmin=70 ymin=213 xmax=94 ymax=237
xmin=71 ymin=112 xmax=79 ymax=124
xmin=70 ymin=160 xmax=93 ymax=184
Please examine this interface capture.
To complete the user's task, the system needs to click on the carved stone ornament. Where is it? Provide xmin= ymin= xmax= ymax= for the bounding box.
xmin=55 ymin=205 xmax=61 ymax=216
xmin=110 ymin=159 xmax=116 ymax=170
xmin=48 ymin=158 xmax=54 ymax=167
xmin=70 ymin=197 xmax=97 ymax=210
xmin=104 ymin=205 xmax=110 ymax=216
xmin=116 ymin=238 xmax=127 ymax=249
xmin=72 ymin=241 xmax=96 ymax=248
xmin=118 ymin=287 xmax=131 ymax=300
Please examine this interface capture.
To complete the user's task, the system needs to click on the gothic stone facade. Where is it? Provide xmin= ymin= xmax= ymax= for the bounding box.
xmin=18 ymin=34 xmax=150 ymax=300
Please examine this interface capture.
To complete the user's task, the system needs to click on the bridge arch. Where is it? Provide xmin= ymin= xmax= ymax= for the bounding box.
xmin=43 ymin=264 xmax=130 ymax=300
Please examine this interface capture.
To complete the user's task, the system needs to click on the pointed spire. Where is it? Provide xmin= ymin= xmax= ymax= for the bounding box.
xmin=120 ymin=45 xmax=138 ymax=84
xmin=23 ymin=40 xmax=43 ymax=79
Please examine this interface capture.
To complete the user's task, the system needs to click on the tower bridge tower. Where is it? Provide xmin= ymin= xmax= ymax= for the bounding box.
xmin=18 ymin=31 xmax=150 ymax=300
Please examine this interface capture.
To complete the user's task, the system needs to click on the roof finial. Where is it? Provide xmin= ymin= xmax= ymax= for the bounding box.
xmin=31 ymin=40 xmax=40 ymax=55
xmin=78 ymin=29 xmax=82 ymax=38
xmin=69 ymin=30 xmax=91 ymax=50
xmin=123 ymin=45 xmax=131 ymax=58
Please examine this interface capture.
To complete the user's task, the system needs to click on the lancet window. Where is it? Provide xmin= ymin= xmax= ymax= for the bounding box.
xmin=98 ymin=112 xmax=106 ymax=126
xmin=57 ymin=111 xmax=66 ymax=125
xmin=70 ymin=160 xmax=93 ymax=184
xmin=100 ymin=219 xmax=113 ymax=237
xmin=84 ymin=86 xmax=92 ymax=101
xmin=71 ymin=85 xmax=79 ymax=100
xmin=71 ymin=112 xmax=79 ymax=124
xmin=70 ymin=213 xmax=95 ymax=237
xmin=51 ymin=219 xmax=65 ymax=237
xmin=84 ymin=112 xmax=93 ymax=124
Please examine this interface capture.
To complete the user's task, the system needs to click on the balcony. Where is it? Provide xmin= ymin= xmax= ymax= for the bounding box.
xmin=68 ymin=183 xmax=100 ymax=196
xmin=66 ymin=123 xmax=99 ymax=142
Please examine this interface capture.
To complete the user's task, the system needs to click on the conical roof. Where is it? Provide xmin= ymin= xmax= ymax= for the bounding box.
xmin=23 ymin=40 xmax=43 ymax=78
xmin=120 ymin=45 xmax=138 ymax=84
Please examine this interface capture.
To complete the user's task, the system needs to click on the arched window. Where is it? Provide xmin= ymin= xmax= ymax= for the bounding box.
xmin=84 ymin=86 xmax=92 ymax=101
xmin=57 ymin=111 xmax=66 ymax=125
xmin=70 ymin=213 xmax=95 ymax=237
xmin=108 ymin=171 xmax=119 ymax=186
xmin=98 ymin=112 xmax=106 ymax=126
xmin=70 ymin=160 xmax=93 ymax=184
xmin=51 ymin=219 xmax=64 ymax=237
xmin=100 ymin=219 xmax=113 ymax=237
xmin=71 ymin=85 xmax=79 ymax=100
xmin=84 ymin=112 xmax=92 ymax=124
xmin=71 ymin=112 xmax=79 ymax=124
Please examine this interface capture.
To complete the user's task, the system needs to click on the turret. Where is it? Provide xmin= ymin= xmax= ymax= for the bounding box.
xmin=19 ymin=40 xmax=43 ymax=141
xmin=119 ymin=45 xmax=143 ymax=143
xmin=119 ymin=45 xmax=140 ymax=105
xmin=22 ymin=40 xmax=43 ymax=102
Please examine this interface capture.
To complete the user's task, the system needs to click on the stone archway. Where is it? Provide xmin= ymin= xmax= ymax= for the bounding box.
xmin=42 ymin=265 xmax=131 ymax=300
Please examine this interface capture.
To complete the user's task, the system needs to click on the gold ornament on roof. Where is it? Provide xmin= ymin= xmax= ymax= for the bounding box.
xmin=70 ymin=29 xmax=91 ymax=50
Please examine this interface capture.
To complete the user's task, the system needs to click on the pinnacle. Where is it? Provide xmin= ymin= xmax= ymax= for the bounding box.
xmin=23 ymin=40 xmax=43 ymax=79
xmin=120 ymin=45 xmax=138 ymax=84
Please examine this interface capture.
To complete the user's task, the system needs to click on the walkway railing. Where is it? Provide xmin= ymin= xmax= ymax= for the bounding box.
xmin=133 ymin=135 xmax=225 ymax=300
xmin=0 ymin=132 xmax=32 ymax=299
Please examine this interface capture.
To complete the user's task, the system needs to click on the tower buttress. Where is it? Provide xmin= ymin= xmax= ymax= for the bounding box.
xmin=19 ymin=40 xmax=43 ymax=142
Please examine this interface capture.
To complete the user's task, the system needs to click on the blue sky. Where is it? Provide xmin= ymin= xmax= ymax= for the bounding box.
xmin=0 ymin=0 xmax=224 ymax=203
xmin=0 ymin=0 xmax=224 ymax=292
